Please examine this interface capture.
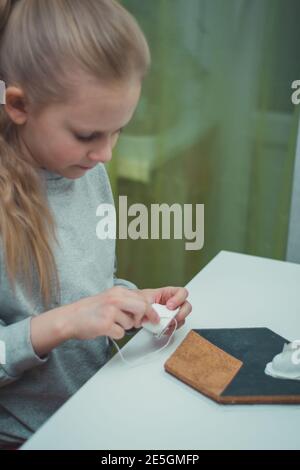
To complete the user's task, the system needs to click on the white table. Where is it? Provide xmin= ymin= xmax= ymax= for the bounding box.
xmin=22 ymin=251 xmax=300 ymax=450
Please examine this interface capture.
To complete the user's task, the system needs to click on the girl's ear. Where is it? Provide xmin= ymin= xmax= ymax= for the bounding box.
xmin=4 ymin=86 xmax=29 ymax=125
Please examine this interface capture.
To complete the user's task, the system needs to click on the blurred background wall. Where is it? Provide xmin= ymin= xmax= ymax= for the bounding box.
xmin=108 ymin=0 xmax=300 ymax=289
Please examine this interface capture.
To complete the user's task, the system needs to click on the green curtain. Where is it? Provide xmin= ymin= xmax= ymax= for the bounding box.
xmin=107 ymin=0 xmax=300 ymax=290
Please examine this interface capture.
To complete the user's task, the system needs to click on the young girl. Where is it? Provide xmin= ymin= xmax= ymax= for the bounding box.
xmin=0 ymin=0 xmax=191 ymax=449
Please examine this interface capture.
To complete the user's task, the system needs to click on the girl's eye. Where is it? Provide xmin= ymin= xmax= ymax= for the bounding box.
xmin=74 ymin=129 xmax=123 ymax=143
xmin=75 ymin=134 xmax=95 ymax=142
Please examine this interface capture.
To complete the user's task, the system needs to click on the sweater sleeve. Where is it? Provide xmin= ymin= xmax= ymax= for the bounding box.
xmin=0 ymin=317 xmax=48 ymax=388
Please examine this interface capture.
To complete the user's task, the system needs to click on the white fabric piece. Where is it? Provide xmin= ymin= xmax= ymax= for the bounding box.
xmin=142 ymin=303 xmax=179 ymax=338
xmin=265 ymin=341 xmax=300 ymax=380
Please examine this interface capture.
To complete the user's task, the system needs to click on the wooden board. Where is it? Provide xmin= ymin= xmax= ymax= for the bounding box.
xmin=164 ymin=328 xmax=300 ymax=404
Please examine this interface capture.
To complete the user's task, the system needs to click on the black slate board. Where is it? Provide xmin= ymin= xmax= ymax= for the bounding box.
xmin=195 ymin=328 xmax=300 ymax=400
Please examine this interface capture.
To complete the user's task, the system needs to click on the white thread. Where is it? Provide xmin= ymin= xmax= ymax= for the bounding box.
xmin=110 ymin=319 xmax=178 ymax=368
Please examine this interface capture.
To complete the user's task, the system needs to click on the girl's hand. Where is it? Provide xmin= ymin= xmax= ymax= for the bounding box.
xmin=139 ymin=286 xmax=192 ymax=335
xmin=68 ymin=287 xmax=160 ymax=340
xmin=30 ymin=286 xmax=190 ymax=358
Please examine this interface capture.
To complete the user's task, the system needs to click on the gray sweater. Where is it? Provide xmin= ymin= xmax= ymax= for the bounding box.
xmin=0 ymin=164 xmax=137 ymax=447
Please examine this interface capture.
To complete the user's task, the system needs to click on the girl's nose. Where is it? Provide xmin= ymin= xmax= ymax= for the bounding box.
xmin=88 ymin=143 xmax=112 ymax=164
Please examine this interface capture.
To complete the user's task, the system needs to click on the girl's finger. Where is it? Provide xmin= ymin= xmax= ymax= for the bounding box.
xmin=174 ymin=300 xmax=192 ymax=323
xmin=108 ymin=323 xmax=126 ymax=340
xmin=164 ymin=319 xmax=186 ymax=335
xmin=115 ymin=311 xmax=135 ymax=330
xmin=163 ymin=300 xmax=192 ymax=334
xmin=166 ymin=287 xmax=189 ymax=310
xmin=114 ymin=292 xmax=160 ymax=325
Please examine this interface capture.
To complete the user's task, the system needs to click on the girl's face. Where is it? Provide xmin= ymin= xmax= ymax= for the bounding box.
xmin=17 ymin=75 xmax=141 ymax=178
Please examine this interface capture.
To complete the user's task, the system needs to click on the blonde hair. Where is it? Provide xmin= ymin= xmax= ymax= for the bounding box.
xmin=0 ymin=0 xmax=150 ymax=310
